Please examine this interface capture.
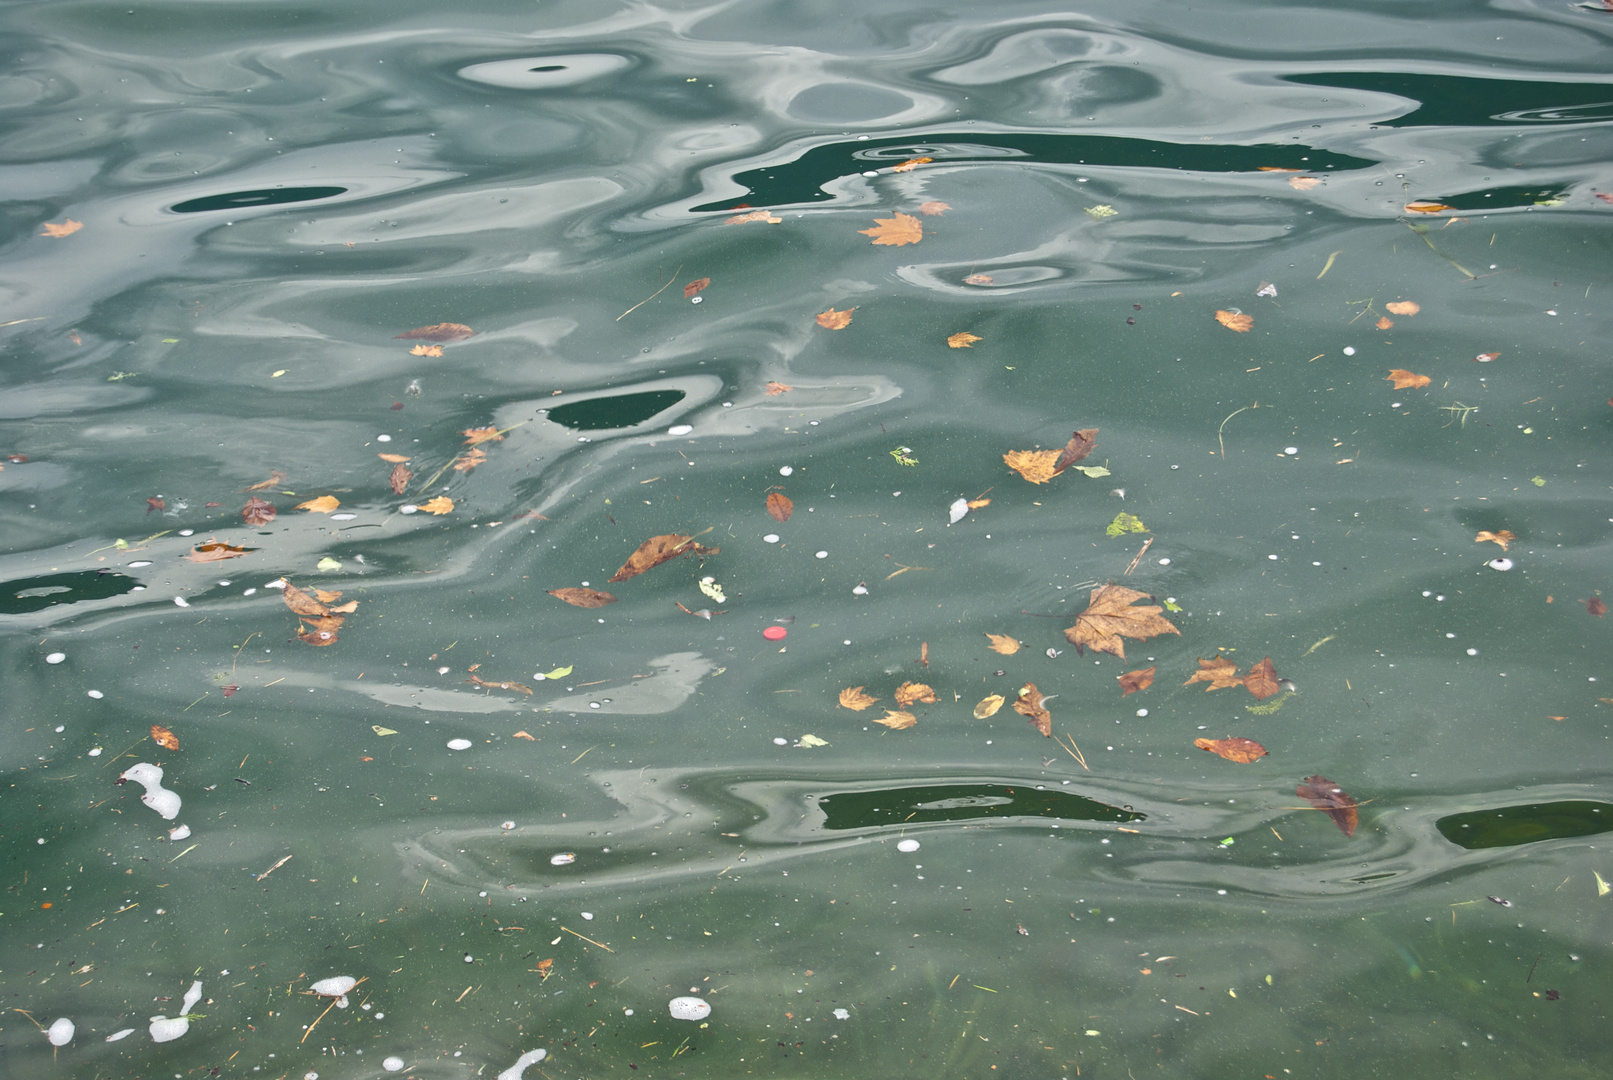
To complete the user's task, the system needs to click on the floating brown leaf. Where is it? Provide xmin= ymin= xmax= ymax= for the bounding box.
xmin=947 ymin=331 xmax=982 ymax=348
xmin=1376 ymin=316 xmax=1394 ymax=330
xmin=1012 ymin=682 xmax=1052 ymax=737
xmin=185 ymin=540 xmax=251 ymax=562
xmin=1296 ymin=775 xmax=1358 ymax=837
xmin=146 ymin=496 xmax=164 ymax=514
xmin=1584 ymin=597 xmax=1607 ymax=617
xmin=1242 ymin=656 xmax=1281 ymax=701
xmin=40 ymin=219 xmax=83 ymax=238
xmin=312 ymin=588 xmax=343 ymax=602
xmin=1054 ymin=428 xmax=1099 ymax=472
xmin=419 ymin=496 xmax=454 ymax=515
xmin=1385 ymin=301 xmax=1421 ymax=316
xmin=282 ymin=581 xmax=333 ymax=618
xmin=462 ymin=426 xmax=504 ymax=445
xmin=241 ymin=496 xmax=277 ymax=526
xmin=1194 ymin=737 xmax=1268 ymax=763
xmin=1118 ymin=666 xmax=1156 ymax=696
xmin=917 ymin=200 xmax=951 ymax=216
xmin=389 ymin=461 xmax=413 ymax=494
xmin=1214 ymin=309 xmax=1254 ymax=332
xmin=891 ymin=157 xmax=932 ymax=173
xmin=377 ymin=453 xmax=410 ymax=464
xmin=1475 ymin=529 xmax=1515 ymax=551
xmin=151 ymin=724 xmax=180 ymax=751
xmin=512 ymin=730 xmax=535 ymax=740
xmin=874 ymin=709 xmax=918 ymax=730
xmin=469 ymin=673 xmax=534 ymax=695
xmin=409 ymin=343 xmax=443 ymax=357
xmin=1064 ymin=584 xmax=1181 ymax=660
xmin=1386 ymin=369 xmax=1431 ymax=389
xmin=815 ymin=307 xmax=855 ymax=329
xmin=838 ymin=686 xmax=879 ymax=711
xmin=683 ymin=277 xmax=711 ymax=299
xmin=1404 ymin=201 xmax=1452 ymax=214
xmin=453 ymin=448 xmax=488 ymax=472
xmin=858 ymin=212 xmax=923 ymax=246
xmin=242 ymin=471 xmax=287 ymax=492
xmin=608 ymin=533 xmax=720 ymax=583
xmin=549 ymin=587 xmax=618 ymax=608
xmin=725 ymin=210 xmax=782 ymax=224
xmin=296 ymin=615 xmax=345 ymax=646
xmin=395 ymin=322 xmax=476 ymax=342
xmin=963 ymin=273 xmax=994 ymax=285
xmin=894 ymin=681 xmax=938 ymax=707
xmin=221 ymin=684 xmax=238 ymax=697
xmin=973 ymin=694 xmax=1005 ymax=719
xmin=985 ymin=632 xmax=1021 ymax=655
xmin=766 ymin=492 xmax=794 ymax=522
xmin=297 ymin=495 xmax=339 ymax=513
xmin=1003 ymin=449 xmax=1063 ymax=484
xmin=763 ymin=381 xmax=792 ymax=395
xmin=1184 ymin=655 xmax=1242 ymax=691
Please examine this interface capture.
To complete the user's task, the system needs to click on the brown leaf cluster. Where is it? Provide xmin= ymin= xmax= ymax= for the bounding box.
xmin=608 ymin=533 xmax=719 ymax=583
xmin=1214 ymin=309 xmax=1254 ymax=332
xmin=395 ymin=322 xmax=476 ymax=342
xmin=1004 ymin=428 xmax=1098 ymax=483
xmin=1296 ymin=775 xmax=1358 ymax=837
xmin=1475 ymin=529 xmax=1515 ymax=551
xmin=1386 ymin=369 xmax=1431 ymax=389
xmin=241 ymin=496 xmax=277 ymax=526
xmin=1064 ymin=585 xmax=1180 ymax=660
xmin=283 ymin=581 xmax=356 ymax=646
xmin=1194 ymin=737 xmax=1268 ymax=763
xmin=462 ymin=426 xmax=504 ymax=445
xmin=1183 ymin=655 xmax=1282 ymax=700
xmin=894 ymin=681 xmax=938 ymax=707
xmin=548 ymin=587 xmax=618 ymax=608
xmin=1012 ymin=682 xmax=1052 ymax=737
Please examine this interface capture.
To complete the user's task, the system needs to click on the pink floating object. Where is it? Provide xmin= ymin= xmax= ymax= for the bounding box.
xmin=762 ymin=626 xmax=788 ymax=641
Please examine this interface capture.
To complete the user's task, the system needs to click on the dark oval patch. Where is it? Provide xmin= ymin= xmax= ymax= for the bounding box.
xmin=546 ymin=389 xmax=685 ymax=431
xmin=2 ymin=570 xmax=142 ymax=615
xmin=1436 ymin=801 xmax=1613 ymax=849
xmin=171 ymin=186 xmax=348 ymax=213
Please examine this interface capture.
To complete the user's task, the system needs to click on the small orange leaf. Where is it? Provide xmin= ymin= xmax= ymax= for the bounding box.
xmin=1583 ymin=597 xmax=1607 ymax=617
xmin=858 ymin=212 xmax=923 ymax=246
xmin=766 ymin=492 xmax=793 ymax=522
xmin=725 ymin=210 xmax=782 ymax=224
xmin=388 ymin=461 xmax=413 ymax=494
xmin=40 ymin=219 xmax=83 ymax=238
xmin=1118 ymin=666 xmax=1156 ymax=696
xmin=874 ymin=709 xmax=918 ymax=730
xmin=378 ymin=453 xmax=411 ymax=463
xmin=297 ymin=495 xmax=340 ymax=513
xmin=1242 ymin=656 xmax=1282 ymax=701
xmin=894 ymin=681 xmax=938 ymax=707
xmin=1404 ymin=201 xmax=1453 ymax=214
xmin=1385 ymin=301 xmax=1420 ymax=315
xmin=1184 ymin=655 xmax=1242 ymax=691
xmin=185 ymin=540 xmax=251 ymax=562
xmin=453 ymin=448 xmax=488 ymax=472
xmin=764 ymin=381 xmax=792 ymax=395
xmin=1194 ymin=737 xmax=1268 ymax=763
xmin=1376 ymin=316 xmax=1394 ymax=330
xmin=548 ymin=587 xmax=617 ymax=608
xmin=1287 ymin=176 xmax=1323 ymax=190
xmin=462 ymin=426 xmax=504 ymax=445
xmin=409 ymin=344 xmax=444 ymax=357
xmin=1475 ymin=529 xmax=1515 ymax=551
xmin=1214 ymin=309 xmax=1254 ymax=332
xmin=891 ymin=157 xmax=932 ymax=172
xmin=419 ymin=496 xmax=454 ymax=515
xmin=917 ymin=200 xmax=951 ymax=216
xmin=963 ymin=273 xmax=994 ymax=285
xmin=150 ymin=724 xmax=180 ymax=751
xmin=1003 ymin=449 xmax=1063 ymax=484
xmin=395 ymin=322 xmax=476 ymax=342
xmin=815 ymin=307 xmax=855 ymax=330
xmin=966 ymin=498 xmax=990 ymax=509
xmin=839 ymin=686 xmax=879 ymax=711
xmin=1385 ymin=369 xmax=1431 ymax=389
xmin=986 ymin=633 xmax=1021 ymax=655
xmin=947 ymin=331 xmax=982 ymax=348
xmin=683 ymin=277 xmax=711 ymax=299
xmin=513 ymin=730 xmax=536 ymax=740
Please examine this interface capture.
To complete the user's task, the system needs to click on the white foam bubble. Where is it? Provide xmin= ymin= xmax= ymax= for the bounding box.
xmin=446 ymin=738 xmax=473 ymax=750
xmin=948 ymin=498 xmax=968 ymax=524
xmin=47 ymin=1017 xmax=74 ymax=1046
xmin=669 ymin=996 xmax=712 ymax=1020
xmin=897 ymin=839 xmax=920 ymax=853
xmin=105 ymin=1028 xmax=135 ymax=1042
xmin=311 ymin=976 xmax=357 ymax=997
xmin=149 ymin=1016 xmax=189 ymax=1042
xmin=496 ymin=1048 xmax=548 ymax=1080
xmin=550 ymin=852 xmax=576 ymax=866
xmin=45 ymin=652 xmax=66 ymax=664
xmin=667 ymin=424 xmax=693 ymax=436
xmin=119 ymin=763 xmax=181 ymax=820
xmin=383 ymin=1058 xmax=406 ymax=1072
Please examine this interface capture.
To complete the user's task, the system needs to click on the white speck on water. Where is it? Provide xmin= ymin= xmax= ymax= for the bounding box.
xmin=581 ymin=911 xmax=594 ymax=920
xmin=815 ymin=550 xmax=828 ymax=558
xmin=1343 ymin=346 xmax=1356 ymax=355
xmin=1284 ymin=446 xmax=1298 ymax=455
xmin=689 ymin=295 xmax=702 ymax=304
xmin=88 ymin=747 xmax=102 ymax=756
xmin=897 ymin=839 xmax=920 ymax=853
xmin=502 ymin=820 xmax=515 ymax=830
xmin=128 ymin=560 xmax=152 ymax=568
xmin=1467 ymin=648 xmax=1479 ymax=656
xmin=667 ymin=424 xmax=693 ymax=436
xmin=779 ymin=465 xmax=794 ymax=476
xmin=1157 ymin=557 xmax=1171 ymax=565
xmin=1267 ymin=554 xmax=1278 ymax=561
xmin=173 ymin=596 xmax=190 ymax=607
xmin=399 ymin=504 xmax=419 ymax=514
xmin=550 ymin=852 xmax=576 ymax=866
xmin=46 ymin=652 xmax=66 ymax=664
xmin=763 ymin=533 xmax=780 ymax=543
xmin=331 ymin=513 xmax=356 ymax=521
xmin=834 ymin=1007 xmax=851 ymax=1019
xmin=47 ymin=1018 xmax=74 ymax=1046
xmin=773 ymin=737 xmax=788 ymax=745
xmin=446 ymin=738 xmax=473 ymax=750
xmin=377 ymin=434 xmax=392 ymax=442
xmin=949 ymin=497 xmax=968 ymax=524
xmin=105 ymin=1029 xmax=135 ymax=1042
xmin=168 ymin=824 xmax=191 ymax=841
xmin=177 ymin=528 xmax=194 ymax=537
xmin=383 ymin=1058 xmax=406 ymax=1072
xmin=1136 ymin=709 xmax=1149 ymax=716
xmin=1488 ymin=558 xmax=1513 ymax=571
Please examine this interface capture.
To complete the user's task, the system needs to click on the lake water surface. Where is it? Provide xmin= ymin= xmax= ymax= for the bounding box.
xmin=3 ymin=1 xmax=1612 ymax=1077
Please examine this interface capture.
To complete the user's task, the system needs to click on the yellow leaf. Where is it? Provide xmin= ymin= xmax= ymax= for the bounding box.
xmin=1404 ymin=201 xmax=1453 ymax=214
xmin=297 ymin=495 xmax=340 ymax=513
xmin=378 ymin=453 xmax=411 ymax=463
xmin=150 ymin=724 xmax=179 ymax=751
xmin=894 ymin=681 xmax=938 ymax=706
xmin=372 ymin=726 xmax=398 ymax=736
xmin=966 ymin=498 xmax=990 ymax=509
xmin=1214 ymin=309 xmax=1254 ymax=332
xmin=1385 ymin=369 xmax=1431 ymax=389
xmin=947 ymin=331 xmax=982 ymax=348
xmin=985 ymin=633 xmax=1021 ymax=655
xmin=874 ymin=709 xmax=918 ymax=730
xmin=725 ymin=210 xmax=782 ymax=225
xmin=1385 ymin=301 xmax=1421 ymax=315
xmin=40 ymin=219 xmax=83 ymax=238
xmin=797 ymin=733 xmax=829 ymax=748
xmin=409 ymin=343 xmax=443 ymax=357
xmin=420 ymin=496 xmax=454 ymax=515
xmin=815 ymin=307 xmax=855 ymax=330
xmin=1596 ymin=871 xmax=1610 ymax=897
xmin=858 ymin=212 xmax=923 ymax=246
xmin=1003 ymin=449 xmax=1063 ymax=484
xmin=1475 ymin=529 xmax=1515 ymax=551
xmin=891 ymin=157 xmax=932 ymax=172
xmin=973 ymin=694 xmax=1005 ymax=719
xmin=838 ymin=686 xmax=879 ymax=711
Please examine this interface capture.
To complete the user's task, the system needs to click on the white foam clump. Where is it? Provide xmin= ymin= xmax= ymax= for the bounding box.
xmin=446 ymin=738 xmax=473 ymax=750
xmin=105 ymin=1028 xmax=135 ymax=1042
xmin=383 ymin=1056 xmax=406 ymax=1072
xmin=168 ymin=824 xmax=191 ymax=841
xmin=897 ymin=838 xmax=920 ymax=853
xmin=120 ymin=763 xmax=181 ymax=820
xmin=669 ymin=996 xmax=711 ymax=1021
xmin=149 ymin=981 xmax=202 ymax=1043
xmin=948 ymin=498 xmax=968 ymax=525
xmin=310 ymin=975 xmax=357 ymax=998
xmin=47 ymin=1017 xmax=74 ymax=1046
xmin=496 ymin=1047 xmax=547 ymax=1080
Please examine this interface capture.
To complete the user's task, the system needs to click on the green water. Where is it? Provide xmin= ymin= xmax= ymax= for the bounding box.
xmin=2 ymin=1 xmax=1611 ymax=1077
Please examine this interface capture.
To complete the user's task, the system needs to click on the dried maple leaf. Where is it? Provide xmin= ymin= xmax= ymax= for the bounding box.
xmin=150 ymin=724 xmax=179 ymax=750
xmin=395 ymin=322 xmax=476 ymax=342
xmin=815 ymin=307 xmax=855 ymax=330
xmin=1385 ymin=301 xmax=1420 ymax=316
xmin=453 ymin=448 xmax=488 ymax=472
xmin=874 ymin=710 xmax=918 ymax=730
xmin=469 ymin=673 xmax=534 ymax=695
xmin=312 ymin=588 xmax=343 ymax=602
xmin=1404 ymin=201 xmax=1452 ymax=214
xmin=963 ymin=273 xmax=994 ymax=285
xmin=838 ymin=686 xmax=879 ymax=711
xmin=282 ymin=581 xmax=332 ymax=617
xmin=1475 ymin=529 xmax=1516 ymax=551
xmin=1288 ymin=176 xmax=1322 ymax=190
xmin=1583 ymin=597 xmax=1607 ymax=617
xmin=985 ymin=633 xmax=1021 ymax=655
xmin=241 ymin=496 xmax=277 ymax=526
xmin=1054 ymin=428 xmax=1099 ymax=472
xmin=243 ymin=471 xmax=287 ymax=491
xmin=1376 ymin=316 xmax=1394 ymax=330
xmin=146 ymin=496 xmax=164 ymax=514
xmin=725 ymin=210 xmax=782 ymax=224
xmin=185 ymin=540 xmax=251 ymax=562
xmin=917 ymin=201 xmax=950 ymax=216
xmin=1064 ymin=584 xmax=1180 ymax=660
xmin=608 ymin=533 xmax=719 ymax=583
xmin=40 ymin=219 xmax=83 ymax=238
xmin=858 ymin=212 xmax=923 ymax=246
xmin=1184 ymin=655 xmax=1243 ymax=691
xmin=1012 ymin=682 xmax=1052 ymax=737
xmin=766 ymin=492 xmax=793 ymax=522
xmin=389 ymin=461 xmax=413 ymax=494
xmin=1214 ymin=309 xmax=1254 ymax=332
xmin=763 ymin=381 xmax=792 ymax=395
xmin=894 ymin=681 xmax=938 ymax=707
xmin=419 ymin=496 xmax=454 ymax=515
xmin=947 ymin=331 xmax=982 ymax=348
xmin=548 ymin=587 xmax=617 ymax=608
xmin=1386 ymin=369 xmax=1431 ymax=389
xmin=1194 ymin=737 xmax=1268 ymax=763
xmin=296 ymin=615 xmax=345 ymax=646
xmin=1296 ymin=775 xmax=1358 ymax=837
xmin=1242 ymin=656 xmax=1281 ymax=701
xmin=1003 ymin=449 xmax=1063 ymax=484
xmin=409 ymin=344 xmax=443 ymax=357
xmin=297 ymin=495 xmax=339 ymax=513
xmin=1118 ymin=666 xmax=1156 ymax=696
xmin=462 ymin=426 xmax=504 ymax=445
xmin=973 ymin=694 xmax=1005 ymax=719
xmin=891 ymin=157 xmax=932 ymax=172
xmin=683 ymin=277 xmax=711 ymax=299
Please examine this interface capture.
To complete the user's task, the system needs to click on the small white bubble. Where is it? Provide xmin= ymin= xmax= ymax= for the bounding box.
xmin=763 ymin=533 xmax=780 ymax=543
xmin=550 ymin=852 xmax=576 ymax=865
xmin=1342 ymin=346 xmax=1356 ymax=355
xmin=1267 ymin=554 xmax=1279 ymax=561
xmin=88 ymin=747 xmax=103 ymax=756
xmin=501 ymin=820 xmax=515 ymax=830
xmin=446 ymin=738 xmax=473 ymax=750
xmin=815 ymin=550 xmax=828 ymax=558
xmin=689 ymin=295 xmax=703 ymax=304
xmin=1136 ymin=709 xmax=1148 ymax=717
xmin=377 ymin=434 xmax=392 ymax=442
xmin=177 ymin=528 xmax=194 ymax=537
xmin=1466 ymin=648 xmax=1479 ymax=656
xmin=667 ymin=424 xmax=693 ymax=436
xmin=1157 ymin=557 xmax=1171 ymax=565
xmin=1487 ymin=558 xmax=1513 ymax=571
xmin=173 ymin=596 xmax=190 ymax=607
xmin=897 ymin=839 xmax=920 ymax=853
xmin=773 ymin=737 xmax=788 ymax=745
xmin=581 ymin=911 xmax=594 ymax=920
xmin=45 ymin=652 xmax=66 ymax=664
xmin=779 ymin=465 xmax=794 ymax=476
xmin=383 ymin=1058 xmax=406 ymax=1073
xmin=1446 ymin=632 xmax=1456 ymax=638
xmin=399 ymin=504 xmax=419 ymax=514
xmin=1284 ymin=446 xmax=1298 ymax=455
xmin=127 ymin=560 xmax=152 ymax=568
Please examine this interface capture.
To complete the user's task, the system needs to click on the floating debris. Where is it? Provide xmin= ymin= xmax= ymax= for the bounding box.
xmin=118 ymin=763 xmax=181 ymax=819
xmin=497 ymin=1048 xmax=548 ymax=1080
xmin=47 ymin=1017 xmax=74 ymax=1046
xmin=669 ymin=996 xmax=712 ymax=1021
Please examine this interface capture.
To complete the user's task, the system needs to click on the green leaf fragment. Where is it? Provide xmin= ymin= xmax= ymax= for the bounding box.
xmin=372 ymin=726 xmax=397 ymax=736
xmin=316 ymin=556 xmax=342 ymax=571
xmin=542 ymin=665 xmax=573 ymax=680
xmin=1531 ymin=476 xmax=1546 ymax=487
xmin=797 ymin=734 xmax=829 ymax=748
xmin=1105 ymin=512 xmax=1148 ymax=538
xmin=1163 ymin=599 xmax=1183 ymax=613
xmin=1085 ymin=204 xmax=1118 ymax=219
xmin=1071 ymin=465 xmax=1111 ymax=478
xmin=162 ymin=338 xmax=180 ymax=344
